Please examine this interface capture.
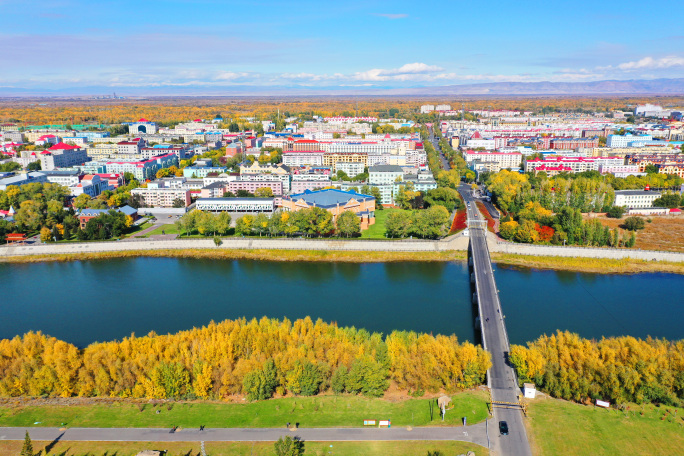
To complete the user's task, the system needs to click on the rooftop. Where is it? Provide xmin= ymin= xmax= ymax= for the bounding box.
xmin=287 ymin=188 xmax=374 ymax=207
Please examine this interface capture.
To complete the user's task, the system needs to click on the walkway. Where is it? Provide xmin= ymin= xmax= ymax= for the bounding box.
xmin=463 ymin=183 xmax=532 ymax=456
xmin=0 ymin=422 xmax=489 ymax=446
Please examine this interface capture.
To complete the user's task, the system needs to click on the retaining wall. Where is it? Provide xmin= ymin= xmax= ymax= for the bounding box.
xmin=486 ymin=232 xmax=684 ymax=262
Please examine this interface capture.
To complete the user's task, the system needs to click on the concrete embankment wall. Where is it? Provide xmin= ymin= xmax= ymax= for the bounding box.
xmin=0 ymin=234 xmax=471 ymax=258
xmin=486 ymin=232 xmax=684 ymax=262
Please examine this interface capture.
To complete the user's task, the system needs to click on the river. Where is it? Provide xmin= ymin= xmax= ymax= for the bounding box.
xmin=1 ymin=258 xmax=681 ymax=347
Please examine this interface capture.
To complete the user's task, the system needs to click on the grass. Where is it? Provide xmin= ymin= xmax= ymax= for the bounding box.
xmin=360 ymin=208 xmax=403 ymax=239
xmin=0 ymin=391 xmax=489 ymax=429
xmin=0 ymin=440 xmax=488 ymax=456
xmin=491 ymin=252 xmax=684 ymax=275
xmin=589 ymin=215 xmax=684 ymax=253
xmin=527 ymin=395 xmax=684 ymax=456
xmin=0 ymin=248 xmax=467 ymax=264
xmin=143 ymin=223 xmax=182 ymax=237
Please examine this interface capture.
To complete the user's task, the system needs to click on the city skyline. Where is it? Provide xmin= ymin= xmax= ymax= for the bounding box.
xmin=3 ymin=0 xmax=684 ymax=93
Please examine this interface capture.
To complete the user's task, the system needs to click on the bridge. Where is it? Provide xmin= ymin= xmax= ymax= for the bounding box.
xmin=461 ymin=183 xmax=533 ymax=456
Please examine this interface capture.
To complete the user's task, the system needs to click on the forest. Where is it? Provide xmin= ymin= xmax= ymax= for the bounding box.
xmin=0 ymin=317 xmax=491 ymax=400
xmin=510 ymin=331 xmax=684 ymax=407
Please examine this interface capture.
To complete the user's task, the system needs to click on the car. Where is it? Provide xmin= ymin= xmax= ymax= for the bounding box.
xmin=499 ymin=420 xmax=509 ymax=435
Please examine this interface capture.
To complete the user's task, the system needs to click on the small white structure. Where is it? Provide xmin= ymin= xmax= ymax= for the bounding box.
xmin=523 ymin=383 xmax=536 ymax=399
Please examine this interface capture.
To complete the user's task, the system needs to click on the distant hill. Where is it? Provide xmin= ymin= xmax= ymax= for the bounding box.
xmin=2 ymin=78 xmax=684 ymax=97
xmin=385 ymin=79 xmax=684 ymax=96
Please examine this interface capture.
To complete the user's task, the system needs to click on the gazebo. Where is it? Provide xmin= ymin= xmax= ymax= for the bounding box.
xmin=5 ymin=233 xmax=27 ymax=244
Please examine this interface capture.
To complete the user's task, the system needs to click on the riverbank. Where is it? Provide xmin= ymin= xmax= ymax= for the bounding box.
xmin=491 ymin=252 xmax=684 ymax=275
xmin=0 ymin=248 xmax=467 ymax=263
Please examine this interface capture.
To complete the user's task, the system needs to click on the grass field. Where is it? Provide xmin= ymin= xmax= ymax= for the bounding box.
xmin=0 ymin=392 xmax=488 ymax=429
xmin=527 ymin=395 xmax=684 ymax=456
xmin=143 ymin=223 xmax=182 ymax=237
xmin=590 ymin=215 xmax=684 ymax=253
xmin=360 ymin=208 xmax=403 ymax=239
xmin=0 ymin=440 xmax=488 ymax=456
xmin=491 ymin=252 xmax=684 ymax=275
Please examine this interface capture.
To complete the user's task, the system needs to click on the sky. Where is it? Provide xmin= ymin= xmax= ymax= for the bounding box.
xmin=2 ymin=0 xmax=684 ymax=94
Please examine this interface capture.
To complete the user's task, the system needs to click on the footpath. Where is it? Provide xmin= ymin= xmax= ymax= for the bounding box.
xmin=0 ymin=423 xmax=489 ymax=446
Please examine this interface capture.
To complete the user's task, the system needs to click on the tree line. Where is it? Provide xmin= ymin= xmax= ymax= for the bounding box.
xmin=0 ymin=317 xmax=491 ymax=400
xmin=510 ymin=331 xmax=684 ymax=407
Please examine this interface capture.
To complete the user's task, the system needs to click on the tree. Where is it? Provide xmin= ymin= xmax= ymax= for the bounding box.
xmin=499 ymin=220 xmax=519 ymax=240
xmin=73 ymin=194 xmax=92 ymax=210
xmin=606 ymin=206 xmax=626 ymax=218
xmin=424 ymin=187 xmax=461 ymax=211
xmin=254 ymin=187 xmax=274 ymax=198
xmin=652 ymin=193 xmax=682 ymax=209
xmin=385 ymin=210 xmax=412 ymax=238
xmin=172 ymin=197 xmax=185 ymax=208
xmin=222 ymin=191 xmax=236 ymax=198
xmin=336 ymin=211 xmax=361 ymax=237
xmin=331 ymin=366 xmax=348 ymax=394
xmin=243 ymin=359 xmax=278 ymax=401
xmin=40 ymin=226 xmax=53 ymax=243
xmin=20 ymin=431 xmax=33 ymax=456
xmin=15 ymin=200 xmax=44 ymax=231
xmin=644 ymin=164 xmax=658 ymax=174
xmin=236 ymin=189 xmax=254 ymax=198
xmin=623 ymin=216 xmax=645 ymax=231
xmin=274 ymin=436 xmax=305 ymax=456
xmin=216 ymin=212 xmax=232 ymax=235
xmin=27 ymin=161 xmax=42 ymax=171
xmin=235 ymin=215 xmax=254 ymax=235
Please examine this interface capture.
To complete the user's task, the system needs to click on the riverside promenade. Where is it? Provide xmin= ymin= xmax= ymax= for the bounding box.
xmin=0 ymin=235 xmax=470 ymax=258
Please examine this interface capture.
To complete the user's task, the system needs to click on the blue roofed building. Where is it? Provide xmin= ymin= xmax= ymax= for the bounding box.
xmin=280 ymin=188 xmax=376 ymax=230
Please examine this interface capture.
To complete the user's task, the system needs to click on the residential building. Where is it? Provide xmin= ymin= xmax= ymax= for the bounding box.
xmin=117 ymin=140 xmax=143 ymax=155
xmin=105 ymin=153 xmax=178 ymax=181
xmin=182 ymin=166 xmax=228 ymax=178
xmin=334 ymin=161 xmax=365 ymax=176
xmin=323 ymin=152 xmax=368 ymax=168
xmin=71 ymin=174 xmax=110 ymax=197
xmin=0 ymin=172 xmax=47 ymax=190
xmin=282 ymin=151 xmax=325 ymax=167
xmin=607 ymin=134 xmax=653 ymax=148
xmin=369 ymin=165 xmax=404 ymax=185
xmin=40 ymin=142 xmax=90 ymax=170
xmin=290 ymin=180 xmax=331 ymax=194
xmin=42 ymin=170 xmax=81 ymax=187
xmin=228 ymin=179 xmax=283 ymax=196
xmin=464 ymin=150 xmax=523 ymax=171
xmin=130 ymin=187 xmax=191 ymax=208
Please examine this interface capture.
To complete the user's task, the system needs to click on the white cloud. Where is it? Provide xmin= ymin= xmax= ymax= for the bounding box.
xmin=599 ymin=56 xmax=684 ymax=71
xmin=353 ymin=63 xmax=444 ymax=81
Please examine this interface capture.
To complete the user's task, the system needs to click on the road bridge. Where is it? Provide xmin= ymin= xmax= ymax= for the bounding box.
xmin=461 ymin=183 xmax=532 ymax=456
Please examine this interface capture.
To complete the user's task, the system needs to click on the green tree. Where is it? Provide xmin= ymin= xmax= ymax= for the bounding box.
xmin=385 ymin=210 xmax=413 ymax=238
xmin=172 ymin=197 xmax=185 ymax=208
xmin=623 ymin=216 xmax=645 ymax=231
xmin=235 ymin=214 xmax=255 ymax=235
xmin=652 ymin=193 xmax=682 ymax=208
xmin=336 ymin=210 xmax=360 ymax=237
xmin=216 ymin=212 xmax=232 ymax=235
xmin=243 ymin=359 xmax=278 ymax=401
xmin=606 ymin=206 xmax=626 ymax=218
xmin=274 ymin=436 xmax=305 ymax=456
xmin=254 ymin=187 xmax=274 ymax=198
xmin=286 ymin=359 xmax=323 ymax=396
xmin=20 ymin=431 xmax=33 ymax=456
xmin=424 ymin=187 xmax=461 ymax=211
xmin=331 ymin=366 xmax=348 ymax=394
xmin=346 ymin=356 xmax=389 ymax=398
xmin=412 ymin=206 xmax=450 ymax=239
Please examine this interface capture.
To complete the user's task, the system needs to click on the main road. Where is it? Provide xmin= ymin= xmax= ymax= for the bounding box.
xmin=460 ymin=182 xmax=532 ymax=456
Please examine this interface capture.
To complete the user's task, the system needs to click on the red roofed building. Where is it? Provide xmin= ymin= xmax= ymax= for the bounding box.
xmin=533 ymin=164 xmax=573 ymax=177
xmin=36 ymin=134 xmax=59 ymax=146
xmin=41 ymin=143 xmax=88 ymax=170
xmin=292 ymin=139 xmax=321 ymax=151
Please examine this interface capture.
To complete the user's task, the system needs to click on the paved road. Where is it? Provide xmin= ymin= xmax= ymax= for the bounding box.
xmin=428 ymin=129 xmax=452 ymax=171
xmin=0 ymin=423 xmax=489 ymax=446
xmin=461 ymin=183 xmax=532 ymax=456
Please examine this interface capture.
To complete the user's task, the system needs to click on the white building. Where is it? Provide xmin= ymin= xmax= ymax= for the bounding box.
xmin=464 ymin=151 xmax=523 ymax=171
xmin=40 ymin=143 xmax=90 ymax=170
xmin=420 ymin=105 xmax=435 ymax=114
xmin=0 ymin=172 xmax=47 ymax=190
xmin=369 ymin=165 xmax=404 ymax=185
xmin=130 ymin=187 xmax=191 ymax=207
xmin=195 ymin=197 xmax=275 ymax=213
xmin=43 ymin=170 xmax=81 ymax=187
xmin=129 ymin=119 xmax=158 ymax=135
xmin=282 ymin=151 xmax=324 ymax=167
xmin=71 ymin=174 xmax=110 ymax=197
xmin=614 ymin=190 xmax=662 ymax=208
xmin=334 ymin=161 xmax=365 ymax=177
xmin=606 ymin=134 xmax=653 ymax=148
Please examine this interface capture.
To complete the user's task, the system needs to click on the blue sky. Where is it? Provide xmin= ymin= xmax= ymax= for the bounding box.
xmin=2 ymin=0 xmax=684 ymax=92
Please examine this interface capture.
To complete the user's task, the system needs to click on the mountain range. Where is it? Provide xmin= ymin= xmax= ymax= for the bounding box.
xmin=1 ymin=78 xmax=684 ymax=97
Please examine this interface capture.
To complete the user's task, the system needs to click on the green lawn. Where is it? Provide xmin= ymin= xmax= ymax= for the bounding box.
xmin=527 ymin=396 xmax=684 ymax=456
xmin=360 ymin=208 xmax=405 ymax=239
xmin=0 ymin=391 xmax=488 ymax=429
xmin=1 ymin=440 xmax=488 ymax=456
xmin=143 ymin=223 xmax=182 ymax=237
